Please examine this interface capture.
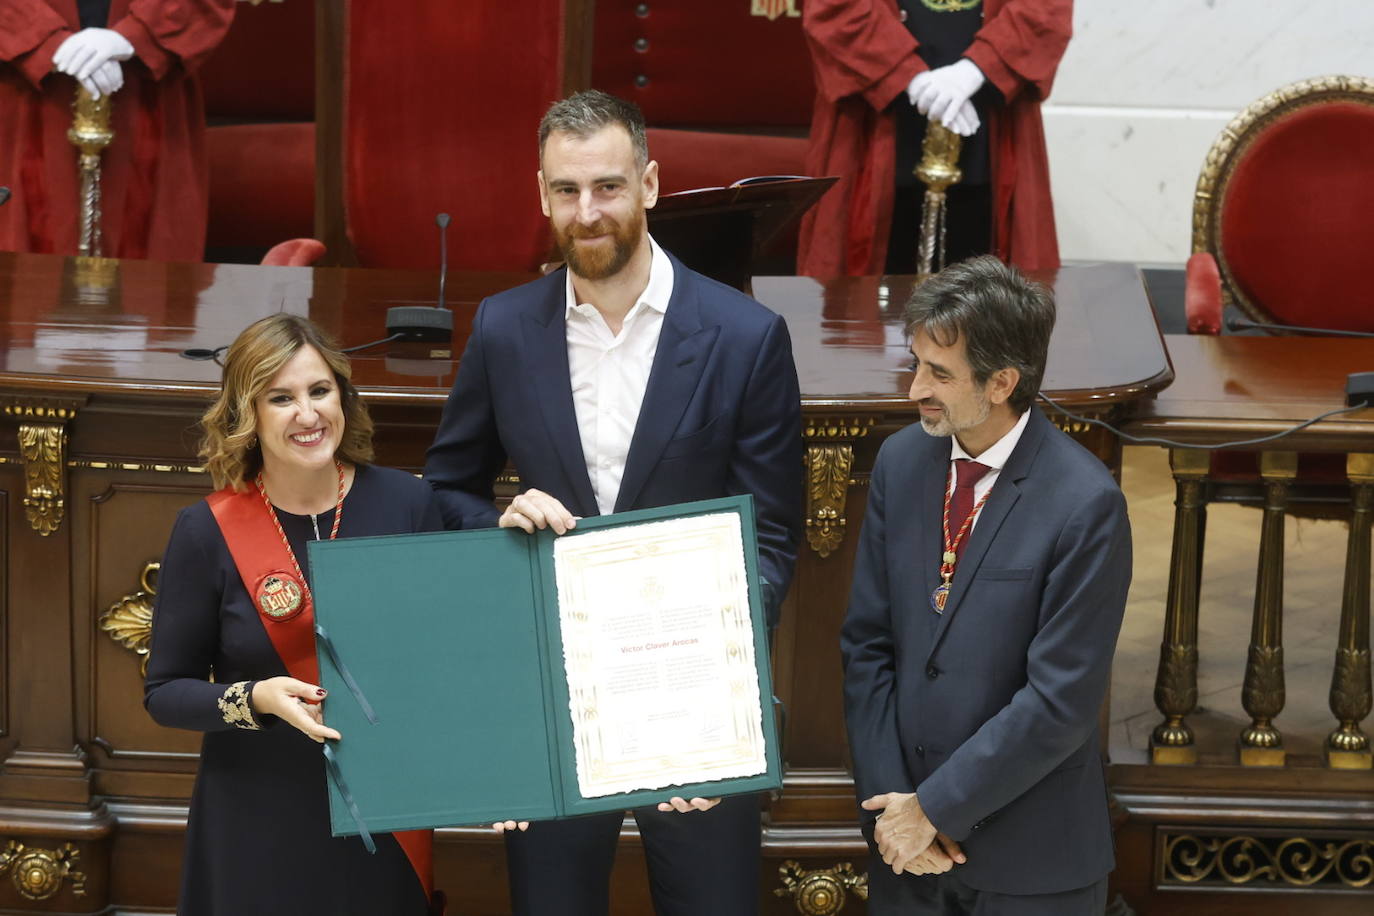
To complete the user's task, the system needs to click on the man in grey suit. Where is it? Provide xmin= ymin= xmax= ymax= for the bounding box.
xmin=842 ymin=256 xmax=1131 ymax=914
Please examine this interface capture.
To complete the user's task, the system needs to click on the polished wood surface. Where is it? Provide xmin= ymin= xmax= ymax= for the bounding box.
xmin=0 ymin=251 xmax=1170 ymax=915
xmin=0 ymin=254 xmax=1169 ymax=410
xmin=1125 ymin=334 xmax=1374 ymax=448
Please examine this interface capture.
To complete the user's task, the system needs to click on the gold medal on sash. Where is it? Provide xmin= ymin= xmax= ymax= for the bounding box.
xmin=254 ymin=570 xmax=308 ymax=622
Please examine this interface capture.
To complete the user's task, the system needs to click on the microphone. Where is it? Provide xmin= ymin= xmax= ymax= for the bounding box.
xmin=384 ymin=212 xmax=455 ymax=343
xmin=0 ymin=187 xmax=10 ymax=206
xmin=1226 ymin=315 xmax=1374 ymax=339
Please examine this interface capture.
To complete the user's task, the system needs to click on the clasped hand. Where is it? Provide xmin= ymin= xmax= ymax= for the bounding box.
xmin=862 ymin=792 xmax=967 ymax=876
xmin=907 ymin=59 xmax=987 ymax=137
xmin=251 ymin=676 xmax=341 ymax=743
xmin=52 ymin=28 xmax=135 ymax=99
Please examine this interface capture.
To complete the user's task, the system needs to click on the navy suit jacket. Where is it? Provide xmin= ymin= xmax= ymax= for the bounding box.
xmin=841 ymin=408 xmax=1131 ymax=896
xmin=423 ymin=254 xmax=804 ymax=622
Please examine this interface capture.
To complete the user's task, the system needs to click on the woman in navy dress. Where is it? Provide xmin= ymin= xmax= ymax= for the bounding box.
xmin=144 ymin=314 xmax=442 ymax=916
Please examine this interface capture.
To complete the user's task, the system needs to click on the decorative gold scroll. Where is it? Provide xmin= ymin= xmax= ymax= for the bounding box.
xmin=774 ymin=860 xmax=868 ymax=915
xmin=100 ymin=562 xmax=159 ymax=676
xmin=1160 ymin=832 xmax=1374 ymax=890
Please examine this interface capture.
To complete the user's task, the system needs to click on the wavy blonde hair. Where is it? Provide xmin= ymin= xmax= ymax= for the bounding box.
xmin=199 ymin=314 xmax=374 ymax=490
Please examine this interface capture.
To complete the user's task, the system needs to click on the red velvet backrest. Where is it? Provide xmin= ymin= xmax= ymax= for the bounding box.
xmin=200 ymin=0 xmax=315 ymax=120
xmin=344 ymin=2 xmax=567 ymax=271
xmin=1219 ymin=101 xmax=1374 ymax=332
xmin=592 ymin=1 xmax=812 ymax=129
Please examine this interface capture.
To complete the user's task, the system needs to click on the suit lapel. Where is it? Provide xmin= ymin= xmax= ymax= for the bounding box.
xmin=928 ymin=410 xmax=1048 ymax=657
xmin=521 ymin=271 xmax=598 ymax=516
xmin=615 ymin=262 xmax=718 ymax=513
xmin=919 ymin=444 xmax=949 ymax=608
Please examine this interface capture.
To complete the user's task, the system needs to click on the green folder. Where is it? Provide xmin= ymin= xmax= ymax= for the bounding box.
xmin=308 ymin=494 xmax=782 ymax=838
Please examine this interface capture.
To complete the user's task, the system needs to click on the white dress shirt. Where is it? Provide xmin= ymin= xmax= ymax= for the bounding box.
xmin=947 ymin=407 xmax=1031 ymax=532
xmin=565 ymin=235 xmax=674 ymax=516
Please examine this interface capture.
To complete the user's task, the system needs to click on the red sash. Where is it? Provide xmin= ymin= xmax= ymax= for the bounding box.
xmin=207 ymin=486 xmax=436 ymax=906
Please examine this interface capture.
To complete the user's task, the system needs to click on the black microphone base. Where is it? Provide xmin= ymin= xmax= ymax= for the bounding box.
xmin=386 ymin=306 xmax=453 ymax=342
xmin=1347 ymin=372 xmax=1374 ymax=408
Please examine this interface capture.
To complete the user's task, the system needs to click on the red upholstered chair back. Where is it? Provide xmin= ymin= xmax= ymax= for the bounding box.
xmin=200 ymin=0 xmax=317 ymax=256
xmin=595 ymin=3 xmax=813 ymax=193
xmin=261 ymin=238 xmax=326 ymax=267
xmin=1192 ymin=76 xmax=1374 ymax=333
xmin=592 ymin=3 xmax=812 ymax=130
xmin=344 ymin=2 xmax=570 ymax=271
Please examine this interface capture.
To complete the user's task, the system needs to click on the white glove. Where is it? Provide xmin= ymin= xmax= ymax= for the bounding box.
xmin=944 ymin=100 xmax=980 ymax=137
xmin=52 ymin=28 xmax=134 ymax=87
xmin=908 ymin=59 xmax=986 ymax=131
xmin=81 ymin=60 xmax=124 ymax=99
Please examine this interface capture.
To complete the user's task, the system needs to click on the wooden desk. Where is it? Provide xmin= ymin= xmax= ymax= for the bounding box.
xmin=0 ymin=253 xmax=1169 ymax=915
xmin=1125 ymin=334 xmax=1374 ymax=449
xmin=1112 ymin=334 xmax=1374 ymax=916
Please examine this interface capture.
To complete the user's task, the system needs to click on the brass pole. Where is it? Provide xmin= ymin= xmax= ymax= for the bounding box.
xmin=914 ymin=121 xmax=962 ymax=280
xmin=1151 ymin=448 xmax=1208 ymax=764
xmin=67 ymin=85 xmax=114 ymax=258
xmin=1327 ymin=453 xmax=1374 ymax=769
xmin=1238 ymin=450 xmax=1297 ymax=766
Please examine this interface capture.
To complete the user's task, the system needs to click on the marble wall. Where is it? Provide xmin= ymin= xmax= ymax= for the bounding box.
xmin=1043 ymin=1 xmax=1374 ymax=264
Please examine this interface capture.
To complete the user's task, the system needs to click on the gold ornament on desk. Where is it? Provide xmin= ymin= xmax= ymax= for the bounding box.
xmin=914 ymin=120 xmax=963 ymax=280
xmin=67 ymin=86 xmax=114 ymax=257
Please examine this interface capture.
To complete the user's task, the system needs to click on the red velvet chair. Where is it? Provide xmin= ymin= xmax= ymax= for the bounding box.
xmin=200 ymin=0 xmax=316 ymax=260
xmin=1186 ymin=75 xmax=1374 ymax=336
xmin=1184 ymin=75 xmax=1374 ymax=511
xmin=260 ymin=238 xmax=326 ymax=267
xmin=340 ymin=2 xmax=814 ymax=272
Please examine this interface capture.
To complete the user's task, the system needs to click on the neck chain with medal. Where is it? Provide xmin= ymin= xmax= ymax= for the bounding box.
xmin=252 ymin=460 xmax=345 ymax=619
xmin=930 ymin=465 xmax=992 ymax=614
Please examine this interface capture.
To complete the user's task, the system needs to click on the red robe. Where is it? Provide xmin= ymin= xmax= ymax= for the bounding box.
xmin=798 ymin=0 xmax=1072 ymax=275
xmin=0 ymin=0 xmax=234 ymax=260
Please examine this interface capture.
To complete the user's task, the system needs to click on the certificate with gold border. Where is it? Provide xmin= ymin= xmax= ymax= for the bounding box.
xmin=554 ymin=512 xmax=768 ymax=797
xmin=309 ymin=495 xmax=781 ymax=836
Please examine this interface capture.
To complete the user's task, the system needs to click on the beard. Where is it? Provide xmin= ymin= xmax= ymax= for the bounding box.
xmin=554 ymin=208 xmax=644 ymax=280
xmin=918 ymin=390 xmax=992 ymax=438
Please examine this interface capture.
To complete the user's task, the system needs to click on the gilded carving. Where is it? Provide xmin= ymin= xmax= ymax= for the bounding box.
xmin=806 ymin=444 xmax=853 ymax=558
xmin=0 ymin=840 xmax=87 ymax=900
xmin=750 ymin=0 xmax=800 ymax=20
xmin=775 ymin=860 xmax=868 ymax=915
xmin=16 ymin=421 xmax=67 ymax=536
xmin=802 ymin=418 xmax=875 ymax=558
xmin=1152 ymin=643 xmax=1198 ymax=744
xmin=100 ymin=562 xmax=159 ymax=676
xmin=1241 ymin=645 xmax=1285 ymax=750
xmin=1161 ymin=832 xmax=1374 ymax=890
xmin=1192 ymin=76 xmax=1374 ymax=324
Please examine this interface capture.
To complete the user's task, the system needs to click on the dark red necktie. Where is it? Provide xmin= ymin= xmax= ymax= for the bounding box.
xmin=948 ymin=459 xmax=991 ymax=563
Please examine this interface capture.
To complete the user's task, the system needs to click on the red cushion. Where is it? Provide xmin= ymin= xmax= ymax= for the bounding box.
xmin=206 ymin=123 xmax=315 ymax=249
xmin=649 ymin=129 xmax=809 ymax=194
xmin=261 ymin=238 xmax=326 ymax=267
xmin=1184 ymin=252 xmax=1222 ymax=334
xmin=593 ymin=3 xmax=813 ymax=128
xmin=199 ymin=0 xmax=315 ymax=120
xmin=1219 ymin=101 xmax=1374 ymax=332
xmin=344 ymin=2 xmax=566 ymax=271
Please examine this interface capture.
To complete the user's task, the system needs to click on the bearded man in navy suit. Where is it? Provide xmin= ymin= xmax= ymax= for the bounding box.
xmin=423 ymin=90 xmax=803 ymax=916
xmin=842 ymin=256 xmax=1131 ymax=915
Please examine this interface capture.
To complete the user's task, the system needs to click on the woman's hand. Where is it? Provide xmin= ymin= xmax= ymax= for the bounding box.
xmin=491 ymin=819 xmax=530 ymax=834
xmin=251 ymin=677 xmax=342 ymax=743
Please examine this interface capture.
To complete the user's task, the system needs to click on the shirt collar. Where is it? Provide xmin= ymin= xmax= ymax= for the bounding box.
xmin=564 ymin=234 xmax=673 ymax=319
xmin=950 ymin=408 xmax=1031 ymax=471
